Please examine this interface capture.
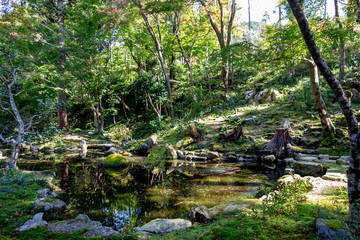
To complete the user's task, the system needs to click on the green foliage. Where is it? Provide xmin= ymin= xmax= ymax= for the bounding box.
xmin=106 ymin=124 xmax=132 ymax=142
xmin=255 ymin=176 xmax=311 ymax=217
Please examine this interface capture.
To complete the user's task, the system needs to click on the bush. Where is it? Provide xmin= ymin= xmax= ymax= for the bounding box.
xmin=106 ymin=124 xmax=132 ymax=142
xmin=255 ymin=176 xmax=311 ymax=216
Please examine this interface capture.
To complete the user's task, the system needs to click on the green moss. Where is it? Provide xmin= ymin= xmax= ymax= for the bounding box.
xmin=324 ymin=220 xmax=347 ymax=230
xmin=104 ymin=154 xmax=128 ymax=166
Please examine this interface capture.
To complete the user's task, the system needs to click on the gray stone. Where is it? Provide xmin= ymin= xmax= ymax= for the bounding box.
xmin=37 ymin=189 xmax=58 ymax=199
xmin=222 ymin=204 xmax=249 ymax=215
xmin=48 ymin=214 xmax=120 ymax=237
xmin=263 ymin=155 xmax=276 ymax=164
xmin=107 ymin=147 xmax=117 ymax=154
xmin=285 ymin=168 xmax=294 ymax=175
xmin=190 ymin=205 xmax=211 ymax=223
xmin=204 ymin=151 xmax=220 ymax=160
xmin=280 ymin=119 xmax=291 ymax=129
xmin=284 ymin=158 xmax=296 ymax=167
xmin=244 ymin=118 xmax=256 ymax=125
xmin=316 ymin=219 xmax=351 ymax=240
xmin=17 ymin=213 xmax=47 ymax=231
xmin=134 ymin=218 xmax=192 ymax=234
xmin=254 ymin=88 xmax=282 ymax=104
xmin=318 ymin=154 xmax=330 ymax=160
xmin=299 ymin=156 xmax=319 ymax=162
xmin=177 ymin=150 xmax=185 ymax=159
xmin=245 ymin=90 xmax=255 ymax=100
xmin=293 ymin=162 xmax=327 ymax=177
xmin=339 ymin=156 xmax=351 ymax=162
xmin=79 ymin=140 xmax=87 ymax=150
xmin=322 ymin=173 xmax=347 ymax=182
xmin=33 ymin=198 xmax=66 ymax=221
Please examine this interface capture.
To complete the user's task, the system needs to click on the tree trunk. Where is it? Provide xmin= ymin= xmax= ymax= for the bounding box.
xmin=334 ymin=0 xmax=346 ymax=83
xmin=307 ymin=57 xmax=336 ymax=138
xmin=132 ymin=0 xmax=172 ymax=102
xmin=200 ymin=0 xmax=236 ymax=99
xmin=57 ymin=0 xmax=69 ymax=130
xmin=266 ymin=128 xmax=292 ymax=157
xmin=356 ymin=0 xmax=360 ymax=23
xmin=248 ymin=0 xmax=251 ymax=42
xmin=287 ymin=0 xmax=360 ymax=222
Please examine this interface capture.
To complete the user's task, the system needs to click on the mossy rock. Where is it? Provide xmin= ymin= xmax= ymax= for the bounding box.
xmin=104 ymin=154 xmax=128 ymax=168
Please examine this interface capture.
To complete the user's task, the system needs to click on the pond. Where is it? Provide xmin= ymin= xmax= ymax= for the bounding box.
xmin=5 ymin=153 xmax=271 ymax=234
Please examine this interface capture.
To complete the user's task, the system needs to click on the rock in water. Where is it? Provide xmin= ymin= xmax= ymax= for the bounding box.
xmin=17 ymin=213 xmax=47 ymax=231
xmin=134 ymin=218 xmax=192 ymax=234
xmin=33 ymin=199 xmax=66 ymax=221
xmin=190 ymin=205 xmax=211 ymax=223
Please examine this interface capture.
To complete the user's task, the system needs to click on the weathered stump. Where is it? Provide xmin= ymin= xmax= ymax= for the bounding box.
xmin=266 ymin=128 xmax=292 ymax=157
xmin=227 ymin=127 xmax=244 ymax=141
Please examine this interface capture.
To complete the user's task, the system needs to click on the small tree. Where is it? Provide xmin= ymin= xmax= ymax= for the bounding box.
xmin=0 ymin=47 xmax=52 ymax=169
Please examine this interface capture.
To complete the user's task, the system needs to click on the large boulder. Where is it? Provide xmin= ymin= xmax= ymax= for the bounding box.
xmin=17 ymin=213 xmax=47 ymax=231
xmin=190 ymin=205 xmax=211 ymax=223
xmin=293 ymin=162 xmax=327 ymax=177
xmin=254 ymin=88 xmax=282 ymax=104
xmin=48 ymin=214 xmax=120 ymax=237
xmin=134 ymin=218 xmax=192 ymax=234
xmin=316 ymin=219 xmax=350 ymax=240
xmin=33 ymin=199 xmax=66 ymax=221
xmin=104 ymin=154 xmax=128 ymax=168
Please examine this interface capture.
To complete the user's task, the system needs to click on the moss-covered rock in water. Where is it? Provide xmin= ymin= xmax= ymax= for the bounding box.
xmin=104 ymin=154 xmax=128 ymax=168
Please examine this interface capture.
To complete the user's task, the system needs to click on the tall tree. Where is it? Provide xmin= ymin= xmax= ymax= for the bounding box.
xmin=131 ymin=0 xmax=172 ymax=104
xmin=200 ymin=0 xmax=237 ymax=99
xmin=287 ymin=0 xmax=360 ymax=222
xmin=57 ymin=0 xmax=69 ymax=130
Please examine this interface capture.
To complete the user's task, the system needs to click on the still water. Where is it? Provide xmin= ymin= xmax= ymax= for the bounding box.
xmin=14 ymin=155 xmax=267 ymax=233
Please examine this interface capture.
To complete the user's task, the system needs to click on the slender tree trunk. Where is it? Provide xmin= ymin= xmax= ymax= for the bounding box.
xmin=174 ymin=12 xmax=193 ymax=78
xmin=248 ymin=0 xmax=251 ymax=42
xmin=335 ymin=0 xmax=346 ymax=83
xmin=324 ymin=0 xmax=327 ymax=18
xmin=356 ymin=0 xmax=360 ymax=23
xmin=57 ymin=0 xmax=68 ymax=130
xmin=200 ymin=0 xmax=236 ymax=99
xmin=288 ymin=0 xmax=360 ymax=223
xmin=132 ymin=0 xmax=172 ymax=101
xmin=6 ymin=72 xmax=25 ymax=169
xmin=307 ymin=57 xmax=336 ymax=137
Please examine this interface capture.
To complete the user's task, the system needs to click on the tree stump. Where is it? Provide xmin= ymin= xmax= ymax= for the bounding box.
xmin=266 ymin=128 xmax=292 ymax=157
xmin=227 ymin=127 xmax=244 ymax=142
